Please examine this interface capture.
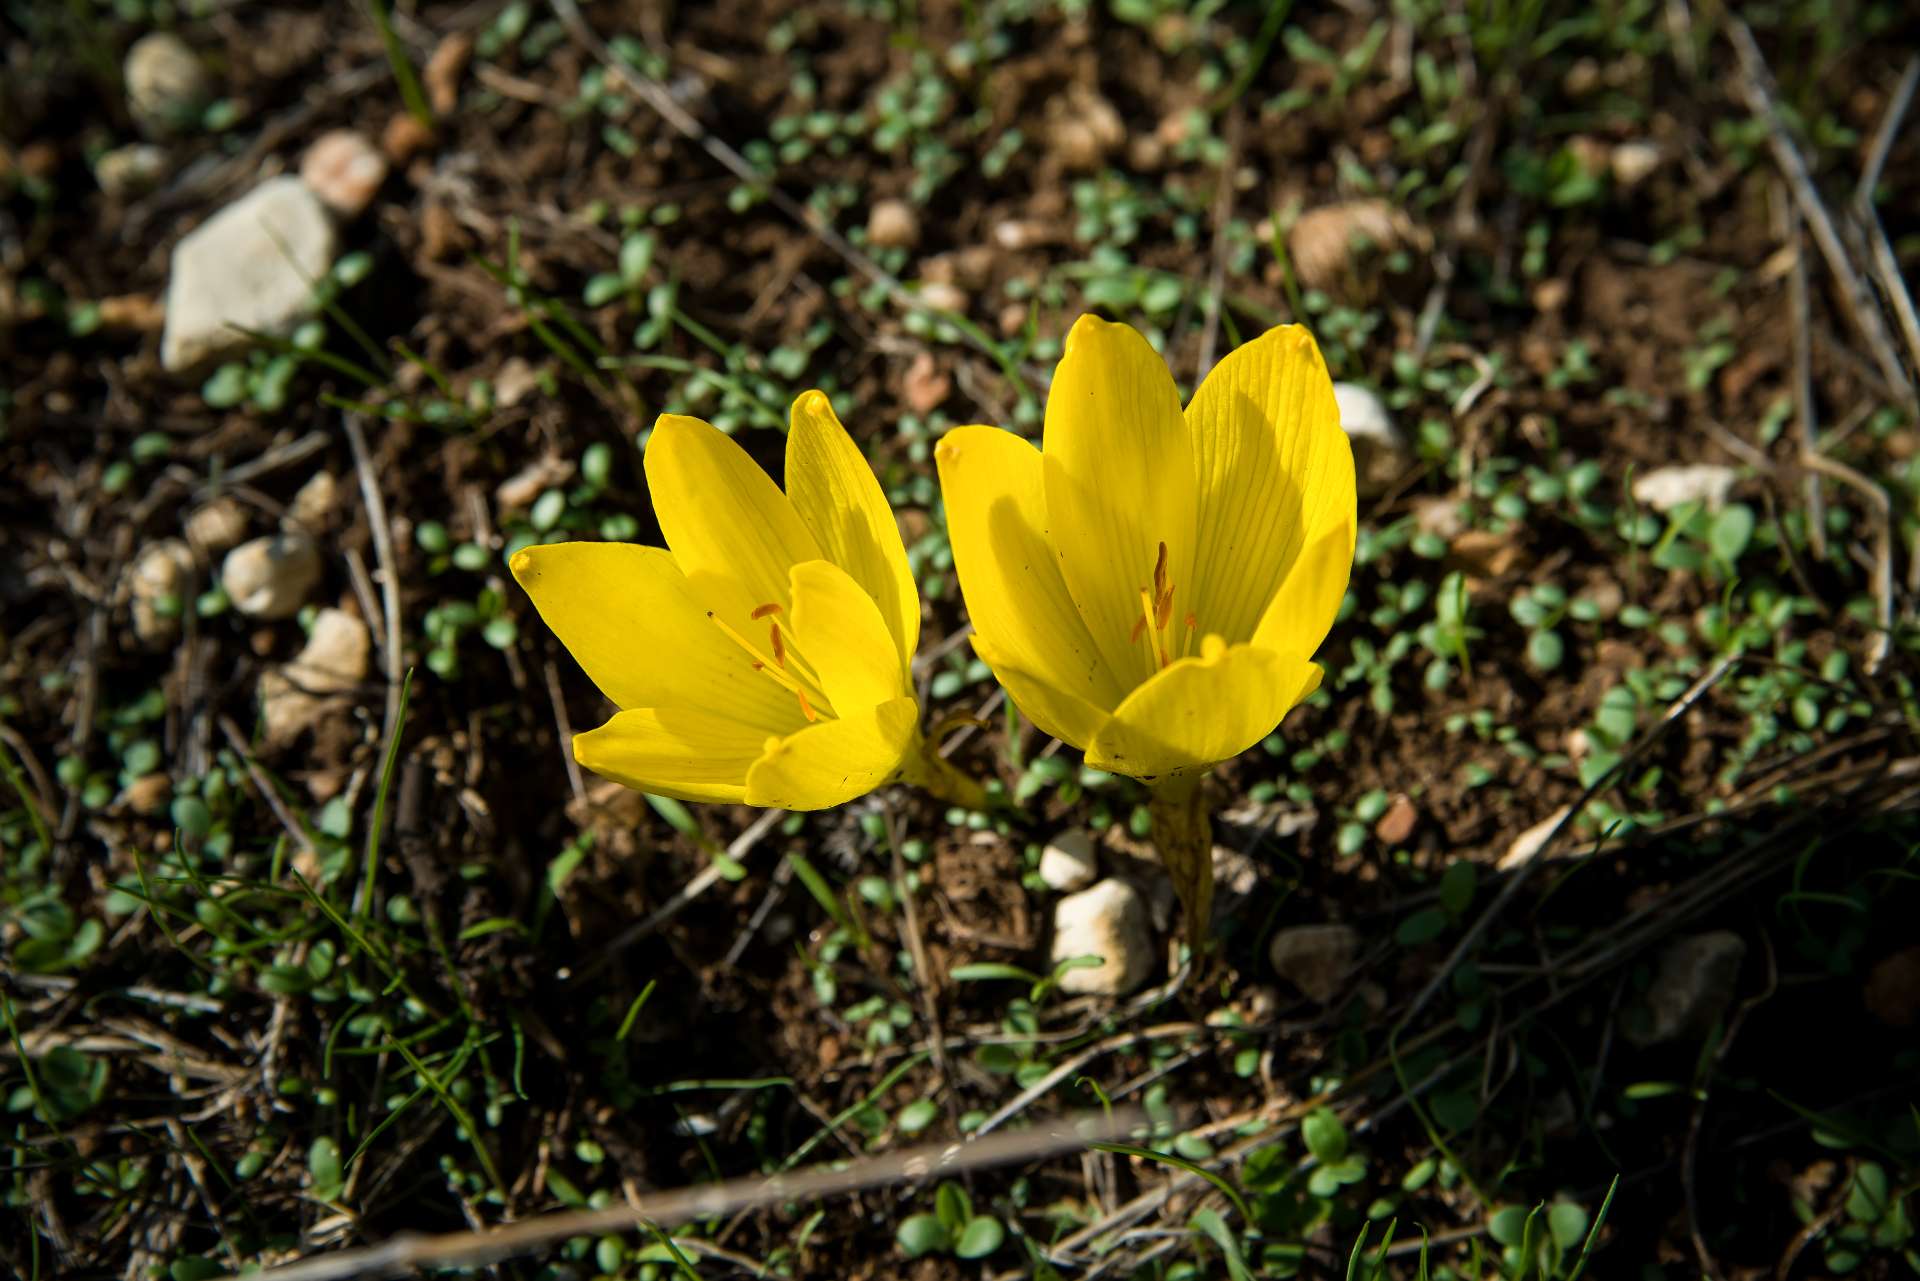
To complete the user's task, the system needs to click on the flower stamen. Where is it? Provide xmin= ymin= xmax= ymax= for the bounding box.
xmin=707 ymin=610 xmax=824 ymax=721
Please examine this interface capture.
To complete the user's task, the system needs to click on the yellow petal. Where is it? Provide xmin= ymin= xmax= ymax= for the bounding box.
xmin=786 ymin=391 xmax=920 ymax=679
xmin=573 ymin=706 xmax=769 ymax=803
xmin=969 ymin=633 xmax=1111 ymax=752
xmin=646 ymin=413 xmax=822 ymax=618
xmin=1185 ymin=324 xmax=1355 ymax=652
xmin=510 ymin=541 xmax=799 ymax=733
xmin=1042 ymin=315 xmax=1198 ymax=688
xmin=787 ymin=558 xmax=908 ymax=714
xmin=1252 ymin=514 xmax=1355 ymax=661
xmin=745 ymin=696 xmax=920 ymax=810
xmin=1085 ymin=638 xmax=1322 ymax=779
xmin=935 ymin=424 xmax=1125 ymax=716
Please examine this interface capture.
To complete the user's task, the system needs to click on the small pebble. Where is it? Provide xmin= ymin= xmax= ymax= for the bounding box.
xmin=122 ymin=772 xmax=174 ymax=815
xmin=917 ymin=281 xmax=968 ymax=314
xmin=1288 ymin=200 xmax=1416 ymax=292
xmin=94 ymin=143 xmax=168 ymax=198
xmin=1269 ymin=923 xmax=1359 ymax=1004
xmin=125 ymin=32 xmax=212 ymax=134
xmin=300 ymin=130 xmax=388 ymax=219
xmin=222 ymin=531 xmax=322 ymax=619
xmin=1373 ymin=794 xmax=1418 ymax=846
xmin=289 ymin=471 xmax=339 ymax=532
xmin=867 ymin=198 xmax=920 ymax=250
xmin=185 ymin=497 xmax=249 ymax=555
xmin=1624 ymin=931 xmax=1746 ymax=1046
xmin=1631 ymin=463 xmax=1737 ymax=513
xmin=260 ymin=608 xmax=371 ymax=745
xmin=423 ymin=31 xmax=474 ymax=116
xmin=1038 ymin=828 xmax=1098 ymax=892
xmin=1610 ymin=141 xmax=1661 ymax=189
xmin=1052 ymin=880 xmax=1155 ymax=997
xmin=900 ymin=351 xmax=951 ymax=415
xmin=381 ymin=112 xmax=435 ymax=165
xmin=1333 ymin=381 xmax=1407 ymax=495
xmin=129 ymin=539 xmax=193 ymax=643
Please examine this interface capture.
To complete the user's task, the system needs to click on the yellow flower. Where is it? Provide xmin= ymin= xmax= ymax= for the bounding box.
xmin=513 ymin=392 xmax=979 ymax=812
xmin=937 ymin=315 xmax=1355 ymax=777
xmin=936 ymin=315 xmax=1355 ymax=930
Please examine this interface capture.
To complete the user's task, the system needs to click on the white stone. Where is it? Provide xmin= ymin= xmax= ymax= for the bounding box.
xmin=128 ymin=539 xmax=193 ymax=643
xmin=1052 ymin=880 xmax=1154 ymax=997
xmin=185 ymin=497 xmax=248 ymax=555
xmin=300 ymin=130 xmax=387 ymax=219
xmin=1610 ymin=142 xmax=1661 ymax=189
xmin=161 ymin=177 xmax=336 ymax=373
xmin=126 ymin=33 xmax=211 ymax=134
xmin=1625 ymin=931 xmax=1746 ymax=1046
xmin=1333 ymin=382 xmax=1397 ymax=447
xmin=1268 ymin=923 xmax=1359 ymax=1004
xmin=95 ymin=143 xmax=168 ymax=198
xmin=222 ymin=531 xmax=322 ymax=619
xmin=260 ymin=608 xmax=370 ymax=745
xmin=1038 ymin=828 xmax=1098 ymax=892
xmin=867 ymin=199 xmax=920 ymax=250
xmin=1631 ymin=463 xmax=1737 ymax=513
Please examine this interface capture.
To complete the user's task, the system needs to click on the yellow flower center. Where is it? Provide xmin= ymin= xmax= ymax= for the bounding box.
xmin=706 ymin=603 xmax=827 ymax=722
xmin=1129 ymin=541 xmax=1196 ymax=670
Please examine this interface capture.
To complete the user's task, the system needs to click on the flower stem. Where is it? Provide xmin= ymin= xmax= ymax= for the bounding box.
xmin=897 ymin=736 xmax=990 ymax=812
xmin=1147 ymin=773 xmax=1214 ymax=949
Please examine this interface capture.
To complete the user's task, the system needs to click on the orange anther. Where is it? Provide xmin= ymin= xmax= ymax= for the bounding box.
xmin=750 ymin=602 xmax=782 ymax=620
xmin=796 ymin=688 xmax=818 ymax=722
xmin=769 ymin=623 xmax=787 ymax=665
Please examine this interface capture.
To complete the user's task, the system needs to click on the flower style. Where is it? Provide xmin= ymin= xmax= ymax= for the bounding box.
xmin=513 ymin=392 xmax=980 ymax=812
xmin=936 ymin=315 xmax=1355 ymax=928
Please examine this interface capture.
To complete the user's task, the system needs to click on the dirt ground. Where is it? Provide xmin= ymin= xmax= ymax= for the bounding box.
xmin=4 ymin=1 xmax=1920 ymax=1278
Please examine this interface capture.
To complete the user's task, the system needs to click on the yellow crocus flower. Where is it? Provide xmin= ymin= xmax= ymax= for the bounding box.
xmin=936 ymin=315 xmax=1355 ymax=932
xmin=513 ymin=392 xmax=982 ymax=812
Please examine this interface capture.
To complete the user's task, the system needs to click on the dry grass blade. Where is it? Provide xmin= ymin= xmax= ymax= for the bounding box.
xmin=1728 ymin=19 xmax=1915 ymax=409
xmin=248 ymin=1109 xmax=1139 ymax=1281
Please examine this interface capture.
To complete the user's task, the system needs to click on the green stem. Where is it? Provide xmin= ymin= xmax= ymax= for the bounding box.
xmin=896 ymin=735 xmax=989 ymax=812
xmin=1147 ymin=773 xmax=1214 ymax=949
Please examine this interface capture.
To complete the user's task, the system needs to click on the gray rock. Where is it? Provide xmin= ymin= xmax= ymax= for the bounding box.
xmin=222 ymin=531 xmax=322 ymax=619
xmin=1052 ymin=880 xmax=1154 ymax=997
xmin=125 ymin=33 xmax=211 ymax=135
xmin=1624 ymin=930 xmax=1746 ymax=1046
xmin=161 ymin=177 xmax=336 ymax=373
xmin=1038 ymin=827 xmax=1098 ymax=892
xmin=1268 ymin=923 xmax=1358 ymax=1004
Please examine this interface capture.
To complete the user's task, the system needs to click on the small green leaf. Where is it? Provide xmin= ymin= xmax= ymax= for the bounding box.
xmin=896 ymin=1212 xmax=949 ymax=1258
xmin=1709 ymin=503 xmax=1755 ymax=564
xmin=308 ymin=1136 xmax=343 ymax=1200
xmin=1395 ymin=906 xmax=1449 ymax=947
xmin=955 ymin=1216 xmax=1005 ymax=1259
xmin=1302 ymin=1107 xmax=1348 ymax=1164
